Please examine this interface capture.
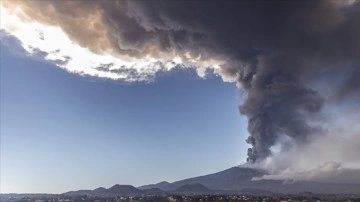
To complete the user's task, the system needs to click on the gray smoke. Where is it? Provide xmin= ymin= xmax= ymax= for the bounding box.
xmin=3 ymin=0 xmax=360 ymax=162
xmin=125 ymin=0 xmax=360 ymax=162
xmin=239 ymin=55 xmax=325 ymax=162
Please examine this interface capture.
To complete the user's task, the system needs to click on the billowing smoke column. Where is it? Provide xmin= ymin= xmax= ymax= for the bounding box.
xmin=127 ymin=0 xmax=360 ymax=163
xmin=239 ymin=55 xmax=325 ymax=162
xmin=2 ymin=0 xmax=360 ymax=162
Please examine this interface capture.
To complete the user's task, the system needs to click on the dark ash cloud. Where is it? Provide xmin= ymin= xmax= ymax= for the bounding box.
xmin=3 ymin=0 xmax=360 ymax=162
xmin=125 ymin=0 xmax=360 ymax=162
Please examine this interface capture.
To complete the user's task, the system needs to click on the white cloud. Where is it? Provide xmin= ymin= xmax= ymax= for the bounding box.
xmin=0 ymin=4 xmax=227 ymax=82
xmin=253 ymin=162 xmax=360 ymax=184
xmin=244 ymin=103 xmax=360 ymax=183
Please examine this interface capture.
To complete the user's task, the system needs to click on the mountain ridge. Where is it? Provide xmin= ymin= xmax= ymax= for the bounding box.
xmin=62 ymin=166 xmax=360 ymax=196
xmin=138 ymin=166 xmax=266 ymax=191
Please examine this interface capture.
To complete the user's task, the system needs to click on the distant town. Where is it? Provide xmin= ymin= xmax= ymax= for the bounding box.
xmin=1 ymin=193 xmax=360 ymax=202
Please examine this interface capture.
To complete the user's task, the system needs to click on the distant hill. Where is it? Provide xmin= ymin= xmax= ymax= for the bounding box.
xmin=93 ymin=187 xmax=106 ymax=193
xmin=63 ymin=185 xmax=143 ymax=196
xmin=138 ymin=181 xmax=170 ymax=190
xmin=174 ymin=183 xmax=212 ymax=194
xmin=63 ymin=189 xmax=93 ymax=196
xmin=105 ymin=184 xmax=143 ymax=195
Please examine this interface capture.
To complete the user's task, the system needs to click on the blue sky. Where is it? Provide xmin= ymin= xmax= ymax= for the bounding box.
xmin=0 ymin=39 xmax=249 ymax=193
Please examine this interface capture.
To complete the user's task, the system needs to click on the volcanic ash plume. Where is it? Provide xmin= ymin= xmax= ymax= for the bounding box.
xmin=238 ymin=55 xmax=325 ymax=162
xmin=1 ymin=0 xmax=360 ymax=163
